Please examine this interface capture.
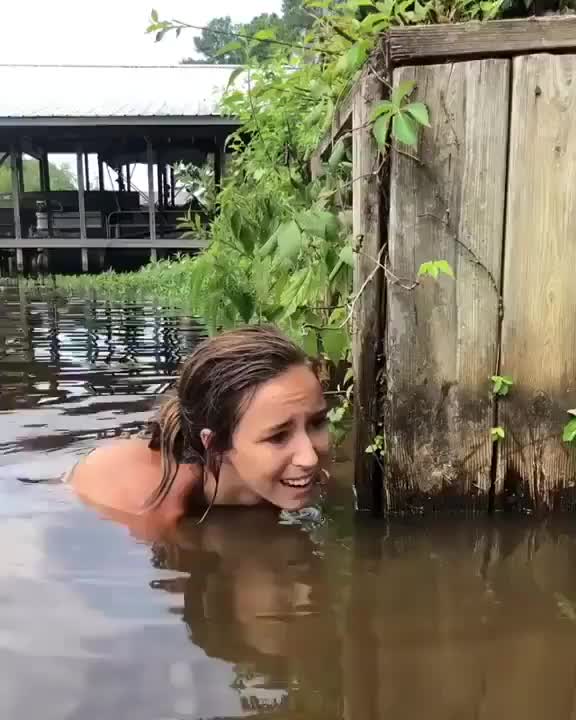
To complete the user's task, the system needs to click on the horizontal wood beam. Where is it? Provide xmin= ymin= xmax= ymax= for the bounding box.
xmin=0 ymin=238 xmax=208 ymax=250
xmin=387 ymin=16 xmax=576 ymax=66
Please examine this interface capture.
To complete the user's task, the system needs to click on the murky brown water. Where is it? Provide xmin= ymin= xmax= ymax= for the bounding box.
xmin=2 ymin=280 xmax=576 ymax=719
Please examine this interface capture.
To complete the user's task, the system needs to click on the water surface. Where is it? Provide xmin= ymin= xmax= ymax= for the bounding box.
xmin=2 ymin=281 xmax=576 ymax=719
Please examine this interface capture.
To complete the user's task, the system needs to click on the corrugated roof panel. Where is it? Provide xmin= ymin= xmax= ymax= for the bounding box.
xmin=0 ymin=64 xmax=239 ymax=118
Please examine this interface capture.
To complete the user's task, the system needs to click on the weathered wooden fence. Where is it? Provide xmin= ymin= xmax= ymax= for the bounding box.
xmin=315 ymin=16 xmax=576 ymax=515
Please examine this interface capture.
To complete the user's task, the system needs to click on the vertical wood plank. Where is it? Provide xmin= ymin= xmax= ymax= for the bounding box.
xmin=496 ymin=54 xmax=576 ymax=512
xmin=386 ymin=60 xmax=510 ymax=514
xmin=352 ymin=67 xmax=385 ymax=512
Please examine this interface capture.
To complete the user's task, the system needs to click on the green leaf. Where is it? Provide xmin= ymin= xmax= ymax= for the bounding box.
xmin=392 ymin=80 xmax=416 ymax=107
xmin=229 ymin=291 xmax=254 ymax=323
xmin=301 ymin=328 xmax=319 ymax=357
xmin=347 ymin=0 xmax=377 ymax=7
xmin=418 ymin=260 xmax=455 ymax=280
xmin=297 ymin=209 xmax=340 ymax=241
xmin=370 ymin=100 xmax=394 ymax=122
xmin=392 ymin=112 xmax=419 ymax=146
xmin=564 ymin=419 xmax=576 ymax=444
xmin=227 ymin=67 xmax=244 ymax=89
xmin=151 ymin=8 xmax=159 ymax=22
xmin=238 ymin=224 xmax=255 ymax=255
xmin=276 ymin=220 xmax=303 ymax=261
xmin=304 ymin=104 xmax=325 ymax=128
xmin=339 ymin=244 xmax=355 ymax=267
xmin=328 ymin=139 xmax=346 ymax=170
xmin=376 ymin=0 xmax=396 ymax=14
xmin=215 ymin=40 xmax=243 ymax=58
xmin=257 ymin=234 xmax=278 ymax=258
xmin=360 ymin=12 xmax=390 ymax=31
xmin=412 ymin=0 xmax=430 ymax=19
xmin=311 ymin=80 xmax=331 ymax=99
xmin=403 ymin=102 xmax=430 ymax=127
xmin=328 ymin=405 xmax=347 ymax=424
xmin=491 ymin=426 xmax=506 ymax=442
xmin=253 ymin=29 xmax=277 ymax=42
xmin=230 ymin=210 xmax=242 ymax=241
xmin=336 ymin=42 xmax=368 ymax=76
xmin=373 ymin=114 xmax=391 ymax=147
xmin=322 ymin=327 xmax=349 ymax=364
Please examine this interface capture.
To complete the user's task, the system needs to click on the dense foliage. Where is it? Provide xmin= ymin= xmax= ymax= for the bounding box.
xmin=0 ymin=159 xmax=76 ymax=193
xmin=146 ymin=0 xmax=476 ymax=364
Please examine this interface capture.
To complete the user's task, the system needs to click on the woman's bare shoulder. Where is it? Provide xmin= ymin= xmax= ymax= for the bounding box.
xmin=74 ymin=438 xmax=159 ymax=475
xmin=69 ymin=438 xmax=161 ymax=511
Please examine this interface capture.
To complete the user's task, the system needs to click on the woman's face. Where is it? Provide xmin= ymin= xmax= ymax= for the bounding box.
xmin=224 ymin=364 xmax=330 ymax=510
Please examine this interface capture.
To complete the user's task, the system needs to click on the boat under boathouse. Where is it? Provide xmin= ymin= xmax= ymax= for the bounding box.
xmin=0 ymin=64 xmax=241 ymax=274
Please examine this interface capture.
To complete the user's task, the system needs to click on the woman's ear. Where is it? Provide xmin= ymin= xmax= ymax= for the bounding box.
xmin=200 ymin=428 xmax=214 ymax=451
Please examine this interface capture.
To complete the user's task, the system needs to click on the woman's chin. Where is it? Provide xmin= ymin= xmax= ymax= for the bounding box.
xmin=276 ymin=488 xmax=319 ymax=511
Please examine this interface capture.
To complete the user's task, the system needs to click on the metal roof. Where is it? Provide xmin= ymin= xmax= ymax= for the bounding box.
xmin=0 ymin=64 xmax=241 ymax=126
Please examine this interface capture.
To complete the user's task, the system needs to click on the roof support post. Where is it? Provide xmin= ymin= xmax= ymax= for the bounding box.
xmin=146 ymin=137 xmax=157 ymax=243
xmin=39 ymin=151 xmax=53 ymax=238
xmin=84 ymin=154 xmax=90 ymax=192
xmin=10 ymin=145 xmax=22 ymax=240
xmin=76 ymin=146 xmax=87 ymax=243
xmin=170 ymin=167 xmax=176 ymax=207
xmin=97 ymin=155 xmax=105 ymax=191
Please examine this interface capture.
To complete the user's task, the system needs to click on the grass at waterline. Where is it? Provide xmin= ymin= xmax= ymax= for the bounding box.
xmin=21 ymin=256 xmax=198 ymax=310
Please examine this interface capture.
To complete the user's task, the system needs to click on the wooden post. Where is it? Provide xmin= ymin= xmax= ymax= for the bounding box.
xmin=16 ymin=248 xmax=24 ymax=273
xmin=77 ymin=147 xmax=88 ymax=272
xmin=126 ymin=164 xmax=131 ymax=192
xmin=84 ymin=154 xmax=90 ymax=192
xmin=496 ymin=54 xmax=576 ymax=512
xmin=150 ymin=248 xmax=158 ymax=263
xmin=170 ymin=167 xmax=176 ymax=206
xmin=10 ymin=145 xmax=22 ymax=241
xmin=162 ymin=165 xmax=169 ymax=208
xmin=97 ymin=155 xmax=105 ymax=191
xmin=146 ymin=138 xmax=157 ymax=242
xmin=385 ymin=60 xmax=510 ymax=514
xmin=39 ymin=151 xmax=53 ymax=237
xmin=156 ymin=160 xmax=163 ymax=211
xmin=351 ymin=68 xmax=385 ymax=513
xmin=16 ymin=152 xmax=24 ymax=194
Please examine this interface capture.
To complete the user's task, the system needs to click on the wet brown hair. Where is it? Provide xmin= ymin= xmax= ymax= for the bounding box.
xmin=145 ymin=325 xmax=314 ymax=510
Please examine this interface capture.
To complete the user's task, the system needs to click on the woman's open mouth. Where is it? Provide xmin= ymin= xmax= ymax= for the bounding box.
xmin=280 ymin=475 xmax=315 ymax=490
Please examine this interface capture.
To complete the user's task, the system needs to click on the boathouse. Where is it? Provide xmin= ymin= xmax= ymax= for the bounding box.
xmin=0 ymin=64 xmax=240 ymax=274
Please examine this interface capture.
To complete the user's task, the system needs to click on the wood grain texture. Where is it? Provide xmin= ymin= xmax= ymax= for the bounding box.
xmin=387 ymin=16 xmax=576 ymax=67
xmin=496 ymin=54 xmax=576 ymax=512
xmin=352 ymin=67 xmax=385 ymax=512
xmin=385 ymin=60 xmax=509 ymax=514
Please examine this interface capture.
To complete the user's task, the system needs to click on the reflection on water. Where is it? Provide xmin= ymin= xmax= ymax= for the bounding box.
xmin=2 ymin=281 xmax=576 ymax=719
xmin=0 ymin=281 xmax=203 ymax=479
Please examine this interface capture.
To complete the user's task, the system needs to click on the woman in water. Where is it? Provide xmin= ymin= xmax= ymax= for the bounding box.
xmin=69 ymin=325 xmax=330 ymax=523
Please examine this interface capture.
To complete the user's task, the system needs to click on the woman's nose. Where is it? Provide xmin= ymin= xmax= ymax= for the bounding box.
xmin=292 ymin=433 xmax=318 ymax=469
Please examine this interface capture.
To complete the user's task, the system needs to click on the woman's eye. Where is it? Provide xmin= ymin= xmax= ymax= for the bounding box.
xmin=267 ymin=430 xmax=289 ymax=444
xmin=310 ymin=415 xmax=328 ymax=429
